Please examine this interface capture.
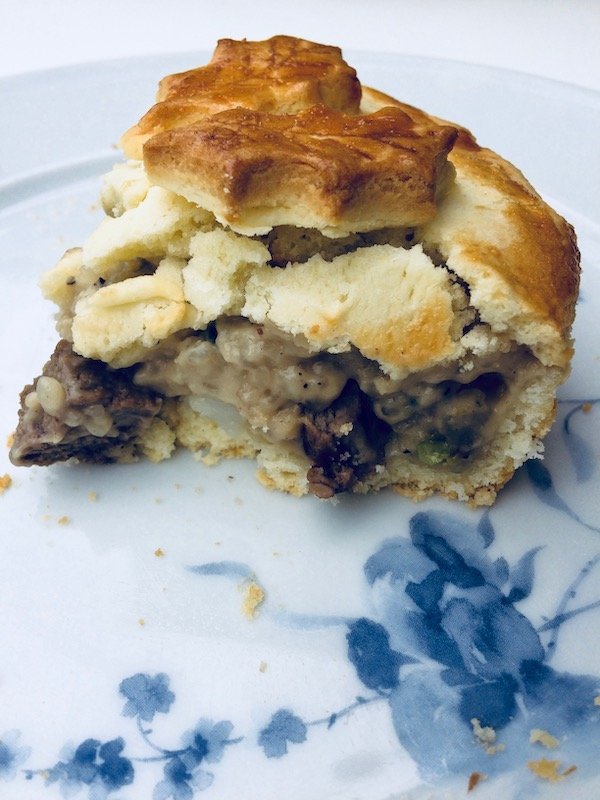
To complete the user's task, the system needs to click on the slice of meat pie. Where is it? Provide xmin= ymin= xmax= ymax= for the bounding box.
xmin=10 ymin=36 xmax=579 ymax=505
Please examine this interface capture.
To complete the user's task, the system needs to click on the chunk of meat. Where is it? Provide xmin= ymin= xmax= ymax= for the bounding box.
xmin=301 ymin=380 xmax=392 ymax=498
xmin=10 ymin=340 xmax=162 ymax=466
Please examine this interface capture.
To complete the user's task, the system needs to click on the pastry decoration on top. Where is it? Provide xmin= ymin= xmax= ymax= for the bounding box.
xmin=122 ymin=35 xmax=458 ymax=234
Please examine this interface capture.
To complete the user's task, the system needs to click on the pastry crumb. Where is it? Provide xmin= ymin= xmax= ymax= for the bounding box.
xmin=154 ymin=547 xmax=165 ymax=557
xmin=259 ymin=661 xmax=268 ymax=673
xmin=0 ymin=473 xmax=12 ymax=494
xmin=594 ymin=695 xmax=600 ymax=706
xmin=527 ymin=759 xmax=577 ymax=782
xmin=6 ymin=432 xmax=14 ymax=448
xmin=471 ymin=719 xmax=505 ymax=755
xmin=88 ymin=490 xmax=98 ymax=502
xmin=582 ymin=402 xmax=593 ymax=413
xmin=529 ymin=728 xmax=559 ymax=749
xmin=138 ymin=618 xmax=146 ymax=627
xmin=467 ymin=772 xmax=486 ymax=792
xmin=242 ymin=581 xmax=265 ymax=619
xmin=58 ymin=515 xmax=70 ymax=525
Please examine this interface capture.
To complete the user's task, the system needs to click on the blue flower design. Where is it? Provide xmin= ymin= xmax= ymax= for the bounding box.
xmin=346 ymin=618 xmax=415 ymax=691
xmin=258 ymin=710 xmax=307 ymax=757
xmin=10 ymin=500 xmax=600 ymax=797
xmin=153 ymin=752 xmax=213 ymax=800
xmin=356 ymin=510 xmax=600 ymax=779
xmin=42 ymin=737 xmax=133 ymax=799
xmin=153 ymin=719 xmax=235 ymax=800
xmin=120 ymin=673 xmax=175 ymax=722
xmin=0 ymin=730 xmax=31 ymax=780
xmin=180 ymin=719 xmax=234 ymax=764
xmin=24 ymin=679 xmax=238 ymax=800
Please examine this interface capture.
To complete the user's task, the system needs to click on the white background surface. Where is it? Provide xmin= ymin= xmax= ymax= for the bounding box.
xmin=2 ymin=0 xmax=600 ymax=91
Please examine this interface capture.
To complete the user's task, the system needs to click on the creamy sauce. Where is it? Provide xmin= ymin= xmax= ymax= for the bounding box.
xmin=134 ymin=316 xmax=532 ymax=466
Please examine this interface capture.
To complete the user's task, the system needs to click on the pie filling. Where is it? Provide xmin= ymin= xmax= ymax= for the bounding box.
xmin=11 ymin=310 xmax=530 ymax=498
xmin=135 ymin=316 xmax=527 ymax=496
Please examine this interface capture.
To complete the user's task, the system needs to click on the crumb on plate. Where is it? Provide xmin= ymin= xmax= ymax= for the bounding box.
xmin=471 ymin=718 xmax=506 ymax=755
xmin=529 ymin=729 xmax=559 ymax=749
xmin=527 ymin=759 xmax=577 ymax=782
xmin=467 ymin=772 xmax=486 ymax=792
xmin=0 ymin=473 xmax=12 ymax=494
xmin=242 ymin=581 xmax=265 ymax=619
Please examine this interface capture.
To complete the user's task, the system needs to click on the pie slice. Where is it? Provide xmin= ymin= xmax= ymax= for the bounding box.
xmin=10 ymin=36 xmax=579 ymax=505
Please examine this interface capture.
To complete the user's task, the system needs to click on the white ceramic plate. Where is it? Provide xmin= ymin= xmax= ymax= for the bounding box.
xmin=1 ymin=53 xmax=599 ymax=800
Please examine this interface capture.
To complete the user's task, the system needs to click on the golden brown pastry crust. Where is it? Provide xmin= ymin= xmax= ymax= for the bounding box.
xmin=361 ymin=86 xmax=579 ymax=368
xmin=121 ymin=35 xmax=361 ymax=159
xmin=448 ymin=140 xmax=579 ymax=349
xmin=142 ymin=104 xmax=457 ymax=233
xmin=122 ymin=36 xmax=457 ymax=234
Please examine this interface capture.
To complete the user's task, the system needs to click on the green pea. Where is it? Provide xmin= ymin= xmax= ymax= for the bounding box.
xmin=417 ymin=438 xmax=452 ymax=466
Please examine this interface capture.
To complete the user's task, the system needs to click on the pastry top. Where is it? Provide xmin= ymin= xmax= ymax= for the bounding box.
xmin=110 ymin=36 xmax=578 ymax=369
xmin=142 ymin=104 xmax=457 ymax=235
xmin=121 ymin=36 xmax=361 ymax=160
xmin=121 ymin=36 xmax=458 ymax=236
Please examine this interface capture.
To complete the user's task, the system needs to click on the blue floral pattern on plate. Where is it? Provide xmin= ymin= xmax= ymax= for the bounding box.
xmin=11 ymin=478 xmax=600 ymax=798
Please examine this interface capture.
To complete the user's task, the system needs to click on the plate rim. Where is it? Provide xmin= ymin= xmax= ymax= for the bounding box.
xmin=2 ymin=47 xmax=599 ymax=107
